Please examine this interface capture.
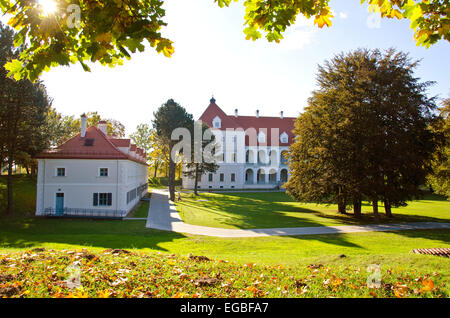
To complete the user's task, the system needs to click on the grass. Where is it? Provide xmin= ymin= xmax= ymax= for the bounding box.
xmin=0 ymin=174 xmax=449 ymax=298
xmin=175 ymin=192 xmax=450 ymax=229
xmin=1 ymin=215 xmax=449 ymax=265
xmin=126 ymin=194 xmax=151 ymax=218
xmin=0 ymin=175 xmax=37 ymax=216
xmin=0 ymin=248 xmax=448 ymax=298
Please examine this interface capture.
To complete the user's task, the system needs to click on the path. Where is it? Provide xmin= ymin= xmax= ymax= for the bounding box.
xmin=145 ymin=189 xmax=450 ymax=238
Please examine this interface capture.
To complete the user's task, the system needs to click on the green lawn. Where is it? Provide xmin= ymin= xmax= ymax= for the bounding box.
xmin=0 ymin=175 xmax=449 ymax=298
xmin=0 ymin=175 xmax=37 ymax=216
xmin=175 ymin=192 xmax=450 ymax=229
xmin=127 ymin=198 xmax=150 ymax=218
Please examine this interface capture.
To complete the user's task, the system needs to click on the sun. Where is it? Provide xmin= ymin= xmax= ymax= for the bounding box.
xmin=39 ymin=0 xmax=57 ymax=16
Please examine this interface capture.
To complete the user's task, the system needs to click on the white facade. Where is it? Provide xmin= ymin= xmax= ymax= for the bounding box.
xmin=36 ymin=159 xmax=148 ymax=217
xmin=182 ymin=129 xmax=291 ymax=190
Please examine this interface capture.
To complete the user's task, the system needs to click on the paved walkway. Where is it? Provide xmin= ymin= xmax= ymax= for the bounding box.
xmin=145 ymin=189 xmax=450 ymax=238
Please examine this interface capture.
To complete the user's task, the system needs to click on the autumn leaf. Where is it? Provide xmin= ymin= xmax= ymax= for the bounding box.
xmin=421 ymin=278 xmax=434 ymax=292
xmin=97 ymin=290 xmax=110 ymax=298
xmin=314 ymin=8 xmax=334 ymax=28
xmin=167 ymin=259 xmax=176 ymax=266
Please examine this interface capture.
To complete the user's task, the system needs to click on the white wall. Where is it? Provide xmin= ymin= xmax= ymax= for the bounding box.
xmin=36 ymin=159 xmax=148 ymax=216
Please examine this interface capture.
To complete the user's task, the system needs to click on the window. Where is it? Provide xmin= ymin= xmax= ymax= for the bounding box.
xmin=99 ymin=168 xmax=108 ymax=177
xmin=231 ymin=153 xmax=236 ymax=163
xmin=56 ymin=168 xmax=65 ymax=177
xmin=231 ymin=173 xmax=236 ymax=182
xmin=212 ymin=116 xmax=221 ymax=128
xmin=93 ymin=193 xmax=112 ymax=206
xmin=258 ymin=131 xmax=266 ymax=143
xmin=208 ymin=174 xmax=213 ymax=182
xmin=84 ymin=138 xmax=95 ymax=146
xmin=280 ymin=132 xmax=289 ymax=144
xmin=220 ymin=173 xmax=224 ymax=182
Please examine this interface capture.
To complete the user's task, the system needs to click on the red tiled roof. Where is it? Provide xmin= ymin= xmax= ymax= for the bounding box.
xmin=109 ymin=138 xmax=131 ymax=148
xmin=199 ymin=100 xmax=296 ymax=146
xmin=36 ymin=126 xmax=147 ymax=165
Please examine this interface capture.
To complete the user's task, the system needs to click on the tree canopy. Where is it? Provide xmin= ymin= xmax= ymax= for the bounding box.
xmin=183 ymin=122 xmax=219 ymax=195
xmin=152 ymin=99 xmax=193 ymax=201
xmin=428 ymin=97 xmax=450 ymax=197
xmin=0 ymin=0 xmax=448 ymax=81
xmin=285 ymin=48 xmax=438 ymax=219
xmin=0 ymin=22 xmax=52 ymax=214
xmin=130 ymin=123 xmax=153 ymax=157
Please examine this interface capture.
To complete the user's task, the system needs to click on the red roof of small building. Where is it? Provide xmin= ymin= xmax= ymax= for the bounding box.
xmin=109 ymin=138 xmax=131 ymax=148
xmin=36 ymin=126 xmax=147 ymax=165
xmin=199 ymin=99 xmax=296 ymax=146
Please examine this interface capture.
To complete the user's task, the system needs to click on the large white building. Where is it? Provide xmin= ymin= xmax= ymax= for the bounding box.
xmin=182 ymin=98 xmax=295 ymax=190
xmin=35 ymin=116 xmax=148 ymax=218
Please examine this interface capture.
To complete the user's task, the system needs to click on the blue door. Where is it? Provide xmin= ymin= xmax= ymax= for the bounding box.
xmin=55 ymin=193 xmax=64 ymax=216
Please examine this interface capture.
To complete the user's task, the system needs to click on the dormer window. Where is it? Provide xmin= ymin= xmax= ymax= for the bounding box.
xmin=212 ymin=116 xmax=221 ymax=129
xmin=258 ymin=131 xmax=266 ymax=143
xmin=280 ymin=132 xmax=289 ymax=144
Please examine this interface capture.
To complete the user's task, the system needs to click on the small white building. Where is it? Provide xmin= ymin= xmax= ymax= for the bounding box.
xmin=35 ymin=116 xmax=148 ymax=218
xmin=182 ymin=98 xmax=295 ymax=190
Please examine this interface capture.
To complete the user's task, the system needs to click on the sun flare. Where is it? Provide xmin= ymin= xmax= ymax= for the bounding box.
xmin=39 ymin=0 xmax=57 ymax=16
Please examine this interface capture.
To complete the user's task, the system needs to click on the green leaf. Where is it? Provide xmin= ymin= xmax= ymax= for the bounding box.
xmin=5 ymin=59 xmax=23 ymax=80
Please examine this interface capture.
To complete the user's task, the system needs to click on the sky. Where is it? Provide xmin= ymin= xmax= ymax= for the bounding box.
xmin=3 ymin=0 xmax=450 ymax=137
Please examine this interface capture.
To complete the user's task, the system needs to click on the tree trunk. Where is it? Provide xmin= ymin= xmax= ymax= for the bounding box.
xmin=372 ymin=199 xmax=380 ymax=221
xmin=384 ymin=199 xmax=392 ymax=218
xmin=153 ymin=162 xmax=158 ymax=178
xmin=194 ymin=164 xmax=199 ymax=196
xmin=168 ymin=144 xmax=176 ymax=201
xmin=7 ymin=155 xmax=14 ymax=215
xmin=337 ymin=186 xmax=346 ymax=214
xmin=353 ymin=196 xmax=362 ymax=219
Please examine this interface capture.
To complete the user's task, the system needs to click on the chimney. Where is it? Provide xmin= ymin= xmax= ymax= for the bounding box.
xmin=98 ymin=120 xmax=107 ymax=135
xmin=235 ymin=109 xmax=238 ymax=118
xmin=80 ymin=113 xmax=87 ymax=138
xmin=280 ymin=111 xmax=284 ymax=119
xmin=256 ymin=110 xmax=259 ymax=118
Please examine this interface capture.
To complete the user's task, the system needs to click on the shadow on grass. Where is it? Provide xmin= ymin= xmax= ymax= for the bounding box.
xmin=0 ymin=217 xmax=186 ymax=252
xmin=388 ymin=229 xmax=450 ymax=245
xmin=177 ymin=191 xmax=449 ymax=244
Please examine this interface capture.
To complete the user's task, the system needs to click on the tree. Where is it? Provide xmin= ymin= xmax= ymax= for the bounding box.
xmin=1 ymin=22 xmax=52 ymax=215
xmin=130 ymin=124 xmax=153 ymax=159
xmin=1 ymin=0 xmax=448 ymax=81
xmin=428 ymin=98 xmax=450 ymax=197
xmin=152 ymin=99 xmax=193 ymax=201
xmin=0 ymin=0 xmax=174 ymax=81
xmin=286 ymin=49 xmax=437 ymax=220
xmin=226 ymin=0 xmax=449 ymax=48
xmin=147 ymin=129 xmax=169 ymax=178
xmin=47 ymin=111 xmax=126 ymax=146
xmin=183 ymin=122 xmax=219 ymax=196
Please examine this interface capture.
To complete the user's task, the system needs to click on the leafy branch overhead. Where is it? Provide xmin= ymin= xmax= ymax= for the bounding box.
xmin=0 ymin=0 xmax=174 ymax=81
xmin=0 ymin=0 xmax=448 ymax=81
xmin=227 ymin=0 xmax=449 ymax=46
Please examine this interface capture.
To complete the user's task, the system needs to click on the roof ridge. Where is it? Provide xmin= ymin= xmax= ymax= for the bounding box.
xmin=91 ymin=126 xmax=127 ymax=157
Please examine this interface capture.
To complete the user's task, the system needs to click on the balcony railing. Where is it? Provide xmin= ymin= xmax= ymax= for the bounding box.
xmin=42 ymin=207 xmax=126 ymax=219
